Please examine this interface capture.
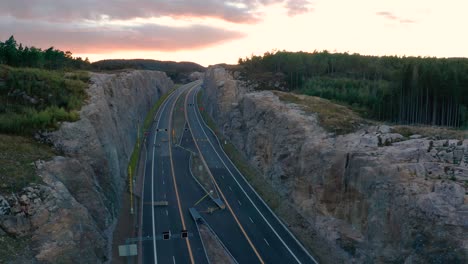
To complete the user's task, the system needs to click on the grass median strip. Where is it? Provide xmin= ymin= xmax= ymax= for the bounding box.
xmin=128 ymin=85 xmax=179 ymax=176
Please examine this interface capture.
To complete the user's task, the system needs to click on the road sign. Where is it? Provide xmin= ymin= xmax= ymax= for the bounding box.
xmin=118 ymin=244 xmax=137 ymax=257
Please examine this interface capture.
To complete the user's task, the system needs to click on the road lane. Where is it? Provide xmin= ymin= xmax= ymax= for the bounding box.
xmin=185 ymin=85 xmax=319 ymax=264
xmin=141 ymin=82 xmax=208 ymax=264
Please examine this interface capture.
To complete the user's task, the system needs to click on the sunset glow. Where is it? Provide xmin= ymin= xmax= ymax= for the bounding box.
xmin=1 ymin=0 xmax=467 ymax=66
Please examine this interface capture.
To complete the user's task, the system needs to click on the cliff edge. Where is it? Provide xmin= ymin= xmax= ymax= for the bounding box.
xmin=0 ymin=70 xmax=173 ymax=263
xmin=202 ymin=66 xmax=468 ymax=263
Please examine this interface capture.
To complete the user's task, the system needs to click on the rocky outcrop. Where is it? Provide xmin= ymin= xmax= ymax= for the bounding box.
xmin=0 ymin=71 xmax=173 ymax=263
xmin=202 ymin=66 xmax=468 ymax=263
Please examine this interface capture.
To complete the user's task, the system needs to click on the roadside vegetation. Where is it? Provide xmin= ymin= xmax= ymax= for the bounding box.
xmin=0 ymin=134 xmax=55 ymax=193
xmin=273 ymin=91 xmax=366 ymax=135
xmin=0 ymin=36 xmax=90 ymax=135
xmin=127 ymin=86 xmax=178 ymax=176
xmin=239 ymin=51 xmax=468 ymax=128
xmin=0 ymin=36 xmax=90 ymax=194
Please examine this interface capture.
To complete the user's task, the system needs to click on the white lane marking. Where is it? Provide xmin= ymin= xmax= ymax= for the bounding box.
xmin=166 ymin=209 xmax=169 ymax=216
xmin=150 ymin=87 xmax=182 ymax=264
xmin=151 ymin=149 xmax=157 ymax=262
xmin=264 ymin=238 xmax=270 ymax=247
xmin=237 ymin=200 xmax=242 ymax=206
xmin=249 ymin=217 xmax=254 ymax=223
xmin=228 ymin=186 xmax=233 ymax=191
xmin=163 ymin=179 xmax=165 ymax=185
xmin=221 ymin=174 xmax=225 ymax=179
xmin=164 ymin=193 xmax=166 ymax=199
xmin=172 ymin=256 xmax=176 ymax=264
xmin=201 ymin=99 xmax=318 ymax=264
xmin=190 ymin=89 xmax=310 ymax=264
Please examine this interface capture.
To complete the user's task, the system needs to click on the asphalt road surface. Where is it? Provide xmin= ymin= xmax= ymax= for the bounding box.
xmin=140 ymin=81 xmax=208 ymax=264
xmin=139 ymin=81 xmax=318 ymax=263
xmin=184 ymin=84 xmax=319 ymax=264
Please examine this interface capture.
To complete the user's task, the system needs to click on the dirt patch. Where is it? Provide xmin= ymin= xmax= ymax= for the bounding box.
xmin=198 ymin=223 xmax=235 ymax=264
xmin=111 ymin=191 xmax=138 ymax=264
xmin=391 ymin=125 xmax=467 ymax=140
xmin=0 ymin=134 xmax=55 ymax=194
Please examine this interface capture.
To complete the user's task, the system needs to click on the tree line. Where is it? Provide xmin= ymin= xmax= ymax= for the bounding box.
xmin=239 ymin=51 xmax=468 ymax=128
xmin=0 ymin=36 xmax=90 ymax=70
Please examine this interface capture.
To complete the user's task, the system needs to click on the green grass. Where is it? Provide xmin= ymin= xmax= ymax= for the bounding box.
xmin=0 ymin=65 xmax=88 ymax=135
xmin=273 ymin=91 xmax=366 ymax=135
xmin=0 ymin=134 xmax=55 ymax=193
xmin=172 ymin=88 xmax=187 ymax=143
xmin=128 ymin=85 xmax=179 ymax=178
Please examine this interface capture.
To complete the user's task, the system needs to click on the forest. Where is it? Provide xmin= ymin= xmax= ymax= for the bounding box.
xmin=0 ymin=36 xmax=91 ymax=70
xmin=239 ymin=51 xmax=468 ymax=128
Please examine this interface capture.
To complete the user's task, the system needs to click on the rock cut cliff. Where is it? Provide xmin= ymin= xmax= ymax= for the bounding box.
xmin=202 ymin=66 xmax=468 ymax=263
xmin=0 ymin=71 xmax=173 ymax=263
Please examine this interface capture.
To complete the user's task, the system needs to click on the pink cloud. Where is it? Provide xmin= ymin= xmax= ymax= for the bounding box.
xmin=0 ymin=19 xmax=245 ymax=53
xmin=0 ymin=0 xmax=313 ymax=24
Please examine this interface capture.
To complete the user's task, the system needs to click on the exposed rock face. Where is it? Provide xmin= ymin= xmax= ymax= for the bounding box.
xmin=0 ymin=71 xmax=173 ymax=263
xmin=202 ymin=66 xmax=468 ymax=263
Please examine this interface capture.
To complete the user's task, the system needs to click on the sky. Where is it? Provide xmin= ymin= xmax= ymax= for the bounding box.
xmin=0 ymin=0 xmax=467 ymax=66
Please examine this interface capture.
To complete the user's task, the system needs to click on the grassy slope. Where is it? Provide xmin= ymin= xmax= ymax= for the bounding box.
xmin=273 ymin=91 xmax=367 ymax=135
xmin=0 ymin=65 xmax=88 ymax=135
xmin=0 ymin=65 xmax=90 ymax=193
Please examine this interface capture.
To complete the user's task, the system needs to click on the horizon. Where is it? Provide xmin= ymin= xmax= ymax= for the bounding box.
xmin=1 ymin=1 xmax=467 ymax=67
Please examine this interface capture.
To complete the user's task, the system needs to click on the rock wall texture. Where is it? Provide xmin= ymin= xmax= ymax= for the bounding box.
xmin=0 ymin=71 xmax=172 ymax=263
xmin=202 ymin=66 xmax=468 ymax=263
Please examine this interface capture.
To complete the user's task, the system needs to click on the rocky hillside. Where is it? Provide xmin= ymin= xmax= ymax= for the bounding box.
xmin=202 ymin=66 xmax=468 ymax=263
xmin=0 ymin=71 xmax=173 ymax=263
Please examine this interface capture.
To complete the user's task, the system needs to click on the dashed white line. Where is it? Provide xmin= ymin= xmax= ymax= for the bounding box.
xmin=228 ymin=186 xmax=233 ymax=191
xmin=221 ymin=175 xmax=225 ymax=179
xmin=164 ymin=193 xmax=166 ymax=199
xmin=166 ymin=209 xmax=169 ymax=216
xmin=172 ymin=255 xmax=176 ymax=264
xmin=190 ymin=88 xmax=314 ymax=264
xmin=264 ymin=238 xmax=270 ymax=247
xmin=237 ymin=200 xmax=242 ymax=206
xmin=249 ymin=217 xmax=254 ymax=223
xmin=162 ymin=179 xmax=165 ymax=185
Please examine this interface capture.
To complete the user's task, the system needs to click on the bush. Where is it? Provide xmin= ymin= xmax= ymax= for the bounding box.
xmin=0 ymin=65 xmax=88 ymax=135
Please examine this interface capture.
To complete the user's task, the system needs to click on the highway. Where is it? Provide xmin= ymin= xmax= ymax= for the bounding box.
xmin=140 ymin=81 xmax=209 ymax=264
xmin=139 ymin=80 xmax=318 ymax=263
xmin=184 ymin=84 xmax=319 ymax=264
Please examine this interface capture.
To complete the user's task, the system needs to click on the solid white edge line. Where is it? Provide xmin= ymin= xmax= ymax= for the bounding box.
xmin=191 ymin=87 xmax=316 ymax=264
xmin=194 ymin=86 xmax=319 ymax=264
xmin=150 ymin=87 xmax=181 ymax=264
